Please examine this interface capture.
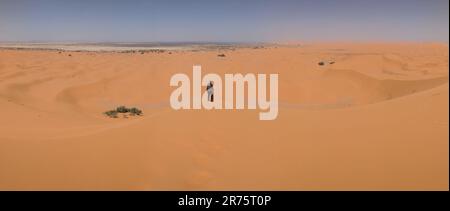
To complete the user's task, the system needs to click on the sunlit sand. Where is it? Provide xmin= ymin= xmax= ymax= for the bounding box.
xmin=0 ymin=42 xmax=448 ymax=190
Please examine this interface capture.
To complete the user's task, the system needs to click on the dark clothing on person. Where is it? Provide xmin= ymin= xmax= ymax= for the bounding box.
xmin=206 ymin=82 xmax=214 ymax=102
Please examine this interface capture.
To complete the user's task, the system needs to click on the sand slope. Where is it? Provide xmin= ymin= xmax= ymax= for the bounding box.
xmin=0 ymin=43 xmax=448 ymax=190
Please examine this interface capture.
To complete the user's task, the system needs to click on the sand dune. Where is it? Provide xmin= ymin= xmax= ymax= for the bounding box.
xmin=0 ymin=43 xmax=448 ymax=190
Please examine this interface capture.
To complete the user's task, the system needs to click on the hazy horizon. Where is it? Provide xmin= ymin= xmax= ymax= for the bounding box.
xmin=0 ymin=0 xmax=448 ymax=43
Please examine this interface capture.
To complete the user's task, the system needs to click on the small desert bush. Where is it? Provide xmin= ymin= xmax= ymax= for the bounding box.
xmin=116 ymin=106 xmax=130 ymax=113
xmin=129 ymin=107 xmax=143 ymax=116
xmin=104 ymin=106 xmax=143 ymax=118
xmin=104 ymin=110 xmax=118 ymax=118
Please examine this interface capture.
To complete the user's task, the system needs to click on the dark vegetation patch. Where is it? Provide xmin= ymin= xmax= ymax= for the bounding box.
xmin=104 ymin=106 xmax=143 ymax=118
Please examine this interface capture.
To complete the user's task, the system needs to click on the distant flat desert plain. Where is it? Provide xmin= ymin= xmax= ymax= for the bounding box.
xmin=0 ymin=42 xmax=448 ymax=190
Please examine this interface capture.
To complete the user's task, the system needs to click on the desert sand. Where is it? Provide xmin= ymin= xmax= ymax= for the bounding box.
xmin=0 ymin=43 xmax=448 ymax=190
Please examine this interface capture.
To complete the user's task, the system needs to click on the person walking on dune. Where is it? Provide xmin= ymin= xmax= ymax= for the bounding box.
xmin=207 ymin=81 xmax=214 ymax=102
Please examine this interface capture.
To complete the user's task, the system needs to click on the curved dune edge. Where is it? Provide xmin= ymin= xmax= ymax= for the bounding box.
xmin=0 ymin=76 xmax=447 ymax=140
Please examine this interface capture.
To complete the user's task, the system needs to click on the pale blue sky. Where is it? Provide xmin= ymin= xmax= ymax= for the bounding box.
xmin=0 ymin=0 xmax=448 ymax=42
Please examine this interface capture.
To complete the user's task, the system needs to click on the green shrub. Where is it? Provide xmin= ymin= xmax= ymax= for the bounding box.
xmin=104 ymin=110 xmax=118 ymax=118
xmin=116 ymin=106 xmax=130 ymax=113
xmin=104 ymin=106 xmax=143 ymax=118
xmin=129 ymin=107 xmax=143 ymax=116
